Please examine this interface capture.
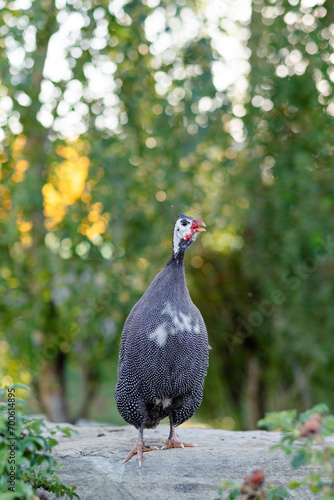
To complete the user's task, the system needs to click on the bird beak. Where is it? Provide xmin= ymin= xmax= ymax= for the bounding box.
xmin=191 ymin=218 xmax=206 ymax=233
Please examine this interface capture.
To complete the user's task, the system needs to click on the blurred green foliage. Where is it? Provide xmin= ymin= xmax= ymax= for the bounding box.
xmin=0 ymin=0 xmax=333 ymax=429
xmin=219 ymin=404 xmax=334 ymax=499
xmin=0 ymin=384 xmax=79 ymax=499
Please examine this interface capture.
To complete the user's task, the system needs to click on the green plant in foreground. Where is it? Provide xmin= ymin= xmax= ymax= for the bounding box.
xmin=218 ymin=403 xmax=334 ymax=499
xmin=0 ymin=383 xmax=80 ymax=499
xmin=218 ymin=469 xmax=290 ymax=499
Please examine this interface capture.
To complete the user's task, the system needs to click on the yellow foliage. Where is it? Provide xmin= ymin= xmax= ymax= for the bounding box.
xmin=79 ymin=201 xmax=110 ymax=243
xmin=81 ymin=192 xmax=92 ymax=203
xmin=12 ymin=134 xmax=27 ymax=158
xmin=42 ymin=184 xmax=66 ymax=224
xmin=21 ymin=233 xmax=33 ymax=248
xmin=179 ymin=419 xmax=210 ymax=428
xmin=56 ymin=144 xmax=82 ymax=161
xmin=205 ymin=227 xmax=244 ymax=253
xmin=0 ymin=186 xmax=11 ymax=220
xmin=57 ymin=156 xmax=90 ymax=205
xmin=0 ymin=340 xmax=32 ymax=386
xmin=15 ymin=160 xmax=29 ymax=172
xmin=11 ymin=171 xmax=25 ymax=183
xmin=17 ymin=216 xmax=33 ymax=233
xmin=42 ymin=140 xmax=90 ymax=230
xmin=16 ymin=214 xmax=33 ymax=246
xmin=0 ymin=267 xmax=11 ymax=279
xmin=3 ymin=136 xmax=110 ymax=242
xmin=80 ymin=214 xmax=110 ymax=243
xmin=138 ymin=257 xmax=148 ymax=270
xmin=0 ymin=153 xmax=8 ymax=164
xmin=1 ymin=375 xmax=13 ymax=387
xmin=0 ymin=136 xmax=29 ymax=220
xmin=8 ymin=277 xmax=19 ymax=288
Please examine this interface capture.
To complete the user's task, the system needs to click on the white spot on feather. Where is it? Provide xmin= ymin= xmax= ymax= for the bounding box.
xmin=149 ymin=302 xmax=200 ymax=346
xmin=162 ymin=302 xmax=192 ymax=332
xmin=162 ymin=397 xmax=171 ymax=408
xmin=179 ymin=312 xmax=192 ymax=332
xmin=193 ymin=320 xmax=200 ymax=334
xmin=162 ymin=302 xmax=174 ymax=317
xmin=149 ymin=324 xmax=168 ymax=347
xmin=155 ymin=397 xmax=172 ymax=408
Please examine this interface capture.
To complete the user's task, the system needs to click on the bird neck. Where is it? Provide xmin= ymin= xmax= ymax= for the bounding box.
xmin=167 ymin=248 xmax=185 ymax=267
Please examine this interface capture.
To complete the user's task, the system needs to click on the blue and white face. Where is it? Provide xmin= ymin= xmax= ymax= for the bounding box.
xmin=173 ymin=213 xmax=206 ymax=254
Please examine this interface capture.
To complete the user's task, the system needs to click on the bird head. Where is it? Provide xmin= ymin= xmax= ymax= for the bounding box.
xmin=173 ymin=212 xmax=206 ymax=255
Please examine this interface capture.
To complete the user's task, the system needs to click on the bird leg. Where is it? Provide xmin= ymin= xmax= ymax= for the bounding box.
xmin=123 ymin=425 xmax=157 ymax=467
xmin=162 ymin=416 xmax=195 ymax=450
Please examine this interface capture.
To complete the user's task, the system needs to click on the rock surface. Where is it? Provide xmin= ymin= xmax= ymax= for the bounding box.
xmin=46 ymin=423 xmax=332 ymax=500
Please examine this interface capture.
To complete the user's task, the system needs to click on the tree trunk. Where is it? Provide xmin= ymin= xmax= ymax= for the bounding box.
xmin=245 ymin=355 xmax=263 ymax=429
xmin=39 ymin=352 xmax=70 ymax=423
xmin=76 ymin=368 xmax=99 ymax=422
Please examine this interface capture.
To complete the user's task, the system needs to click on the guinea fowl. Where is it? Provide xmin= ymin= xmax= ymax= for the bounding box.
xmin=115 ymin=213 xmax=209 ymax=466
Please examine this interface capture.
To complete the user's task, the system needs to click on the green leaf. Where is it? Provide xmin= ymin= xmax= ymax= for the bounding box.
xmin=268 ymin=486 xmax=290 ymax=499
xmin=227 ymin=489 xmax=242 ymax=500
xmin=13 ymin=398 xmax=27 ymax=406
xmin=291 ymin=448 xmax=312 ymax=468
xmin=48 ymin=437 xmax=59 ymax=448
xmin=220 ymin=479 xmax=240 ymax=490
xmin=56 ymin=425 xmax=77 ymax=437
xmin=289 ymin=480 xmax=302 ymax=488
xmin=258 ymin=410 xmax=297 ymax=430
xmin=324 ymin=416 xmax=334 ymax=433
xmin=8 ymin=383 xmax=31 ymax=392
xmin=23 ymin=440 xmax=37 ymax=452
xmin=309 ymin=483 xmax=322 ymax=493
xmin=299 ymin=404 xmax=329 ymax=423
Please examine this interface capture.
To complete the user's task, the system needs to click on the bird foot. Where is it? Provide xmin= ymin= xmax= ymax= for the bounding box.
xmin=162 ymin=437 xmax=195 ymax=450
xmin=123 ymin=443 xmax=157 ymax=466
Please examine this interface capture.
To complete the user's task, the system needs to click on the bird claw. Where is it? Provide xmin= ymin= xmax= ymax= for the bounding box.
xmin=123 ymin=443 xmax=157 ymax=465
xmin=162 ymin=438 xmax=195 ymax=450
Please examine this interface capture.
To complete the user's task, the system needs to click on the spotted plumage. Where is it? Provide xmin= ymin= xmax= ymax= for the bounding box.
xmin=115 ymin=213 xmax=209 ymax=465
